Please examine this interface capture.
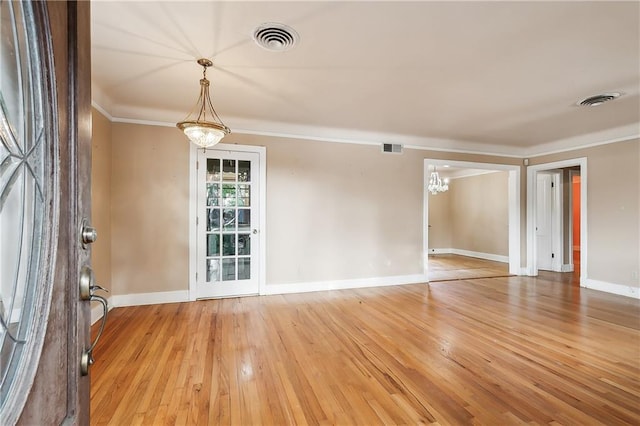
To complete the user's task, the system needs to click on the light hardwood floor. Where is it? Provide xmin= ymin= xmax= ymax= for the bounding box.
xmin=428 ymin=254 xmax=510 ymax=282
xmin=91 ymin=274 xmax=640 ymax=425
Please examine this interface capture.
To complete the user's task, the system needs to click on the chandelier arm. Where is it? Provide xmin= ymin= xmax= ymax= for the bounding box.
xmin=203 ymin=84 xmax=228 ymax=130
xmin=196 ymin=81 xmax=209 ymax=122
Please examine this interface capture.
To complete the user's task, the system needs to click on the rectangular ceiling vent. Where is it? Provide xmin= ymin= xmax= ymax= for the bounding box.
xmin=382 ymin=143 xmax=403 ymax=154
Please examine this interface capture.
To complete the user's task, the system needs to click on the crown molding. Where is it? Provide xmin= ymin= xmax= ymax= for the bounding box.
xmin=524 ymin=123 xmax=639 ymax=158
xmin=91 ymin=101 xmax=639 ymax=159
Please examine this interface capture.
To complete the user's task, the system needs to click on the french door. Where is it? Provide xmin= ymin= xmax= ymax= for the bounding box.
xmin=196 ymin=149 xmax=261 ymax=298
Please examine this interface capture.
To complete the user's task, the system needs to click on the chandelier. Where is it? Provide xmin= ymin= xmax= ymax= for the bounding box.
xmin=177 ymin=58 xmax=230 ymax=148
xmin=428 ymin=168 xmax=449 ymax=195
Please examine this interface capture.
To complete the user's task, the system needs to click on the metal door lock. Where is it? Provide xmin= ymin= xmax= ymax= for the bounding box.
xmin=80 ymin=218 xmax=98 ymax=248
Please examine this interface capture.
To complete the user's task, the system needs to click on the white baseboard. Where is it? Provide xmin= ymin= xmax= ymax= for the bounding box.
xmin=428 ymin=248 xmax=452 ymax=255
xmin=519 ymin=267 xmax=532 ymax=276
xmin=450 ymin=248 xmax=509 ymax=264
xmin=262 ymin=274 xmax=429 ymax=296
xmin=583 ymin=279 xmax=640 ymax=299
xmin=429 ymin=248 xmax=508 ymax=264
xmin=90 ymin=291 xmax=190 ymax=325
xmin=111 ymin=290 xmax=190 ymax=308
xmin=561 ymin=264 xmax=574 ymax=273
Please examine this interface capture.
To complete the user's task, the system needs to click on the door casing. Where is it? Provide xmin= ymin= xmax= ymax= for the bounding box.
xmin=526 ymin=158 xmax=587 ymax=282
xmin=423 ymin=159 xmax=521 ymax=278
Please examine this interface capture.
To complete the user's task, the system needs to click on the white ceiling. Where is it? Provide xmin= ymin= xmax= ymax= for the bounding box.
xmin=91 ymin=1 xmax=640 ymax=156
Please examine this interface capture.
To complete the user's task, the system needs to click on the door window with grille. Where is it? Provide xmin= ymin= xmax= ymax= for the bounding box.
xmin=197 ymin=150 xmax=260 ymax=298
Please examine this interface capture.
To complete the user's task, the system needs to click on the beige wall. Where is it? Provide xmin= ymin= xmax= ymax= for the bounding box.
xmin=102 ymin=116 xmax=520 ymax=295
xmin=530 ymin=139 xmax=640 ymax=288
xmin=95 ymin=106 xmax=638 ymax=295
xmin=450 ymin=172 xmax=509 ymax=256
xmin=110 ymin=123 xmax=190 ymax=294
xmin=428 ymin=172 xmax=509 ymax=257
xmin=91 ymin=109 xmax=112 ymax=288
xmin=228 ymin=133 xmax=426 ymax=284
xmin=428 ymin=190 xmax=452 ymax=249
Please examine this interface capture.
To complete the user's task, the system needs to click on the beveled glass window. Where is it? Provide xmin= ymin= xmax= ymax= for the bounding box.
xmin=0 ymin=1 xmax=57 ymax=419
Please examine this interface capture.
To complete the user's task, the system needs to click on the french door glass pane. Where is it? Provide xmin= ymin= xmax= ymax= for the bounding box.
xmin=238 ymin=258 xmax=250 ymax=280
xmin=207 ymin=259 xmax=220 ymax=282
xmin=238 ymin=234 xmax=250 ymax=255
xmin=207 ymin=208 xmax=220 ymax=231
xmin=238 ymin=160 xmax=251 ymax=182
xmin=206 ymin=234 xmax=220 ymax=256
xmin=222 ymin=259 xmax=235 ymax=280
xmin=207 ymin=183 xmax=219 ymax=206
xmin=207 ymin=159 xmax=221 ymax=181
xmin=222 ymin=159 xmax=235 ymax=181
xmin=238 ymin=209 xmax=250 ymax=231
xmin=203 ymin=155 xmax=253 ymax=286
xmin=222 ymin=209 xmax=235 ymax=230
xmin=222 ymin=184 xmax=236 ymax=206
xmin=237 ymin=184 xmax=250 ymax=206
xmin=222 ymin=234 xmax=235 ymax=256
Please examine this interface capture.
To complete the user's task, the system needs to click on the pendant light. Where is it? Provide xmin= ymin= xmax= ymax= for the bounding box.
xmin=428 ymin=167 xmax=449 ymax=195
xmin=177 ymin=58 xmax=230 ymax=148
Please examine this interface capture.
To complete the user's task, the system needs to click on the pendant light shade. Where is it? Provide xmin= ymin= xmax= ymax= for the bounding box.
xmin=177 ymin=58 xmax=230 ymax=148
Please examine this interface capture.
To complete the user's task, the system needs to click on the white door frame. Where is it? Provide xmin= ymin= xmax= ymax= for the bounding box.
xmin=423 ymin=159 xmax=521 ymax=278
xmin=189 ymin=143 xmax=267 ymax=300
xmin=526 ymin=158 xmax=587 ymax=283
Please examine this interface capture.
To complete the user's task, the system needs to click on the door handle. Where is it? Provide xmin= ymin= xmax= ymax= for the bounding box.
xmin=78 ymin=264 xmax=110 ymax=375
xmin=81 ymin=294 xmax=108 ymax=376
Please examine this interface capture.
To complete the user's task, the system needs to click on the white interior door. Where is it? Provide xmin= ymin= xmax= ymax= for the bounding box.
xmin=536 ymin=172 xmax=560 ymax=271
xmin=536 ymin=173 xmax=553 ymax=270
xmin=196 ymin=149 xmax=260 ymax=298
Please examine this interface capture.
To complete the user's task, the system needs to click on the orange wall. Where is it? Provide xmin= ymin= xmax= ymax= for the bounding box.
xmin=572 ymin=175 xmax=580 ymax=249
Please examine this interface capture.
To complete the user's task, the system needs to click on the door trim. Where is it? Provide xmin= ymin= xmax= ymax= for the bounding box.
xmin=526 ymin=158 xmax=587 ymax=283
xmin=189 ymin=143 xmax=266 ymax=300
xmin=423 ymin=159 xmax=521 ymax=278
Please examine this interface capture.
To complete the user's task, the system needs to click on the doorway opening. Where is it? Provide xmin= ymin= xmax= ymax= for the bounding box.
xmin=527 ymin=158 xmax=586 ymax=285
xmin=423 ymin=159 xmax=521 ymax=282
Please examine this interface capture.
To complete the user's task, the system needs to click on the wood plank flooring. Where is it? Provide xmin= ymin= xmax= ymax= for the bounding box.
xmin=428 ymin=254 xmax=510 ymax=281
xmin=91 ymin=275 xmax=640 ymax=425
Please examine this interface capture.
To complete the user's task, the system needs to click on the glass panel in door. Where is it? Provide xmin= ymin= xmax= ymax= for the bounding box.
xmin=197 ymin=150 xmax=260 ymax=298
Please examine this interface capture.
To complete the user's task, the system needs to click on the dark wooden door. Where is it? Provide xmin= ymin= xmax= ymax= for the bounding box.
xmin=0 ymin=1 xmax=92 ymax=424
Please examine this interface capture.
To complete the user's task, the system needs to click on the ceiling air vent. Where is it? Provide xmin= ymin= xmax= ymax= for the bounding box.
xmin=577 ymin=92 xmax=621 ymax=107
xmin=382 ymin=143 xmax=403 ymax=154
xmin=253 ymin=23 xmax=299 ymax=52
